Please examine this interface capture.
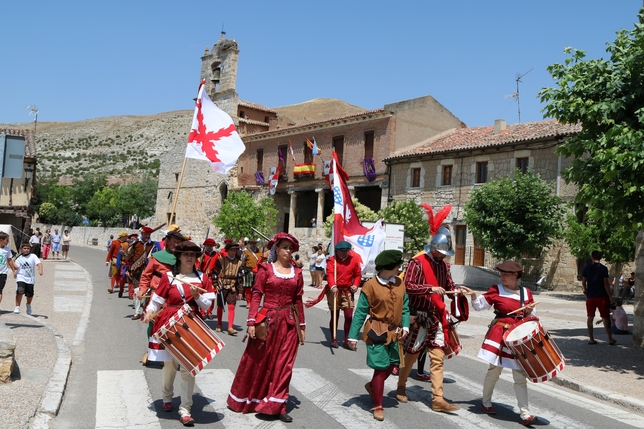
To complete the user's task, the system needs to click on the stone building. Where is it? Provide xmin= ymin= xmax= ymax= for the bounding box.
xmin=0 ymin=128 xmax=37 ymax=243
xmin=153 ymin=36 xmax=465 ymax=246
xmin=384 ymin=118 xmax=583 ymax=290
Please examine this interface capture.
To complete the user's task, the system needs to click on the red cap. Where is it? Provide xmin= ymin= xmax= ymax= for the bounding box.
xmin=140 ymin=226 xmax=154 ymax=234
xmin=223 ymin=238 xmax=233 ymax=244
xmin=203 ymin=238 xmax=217 ymax=246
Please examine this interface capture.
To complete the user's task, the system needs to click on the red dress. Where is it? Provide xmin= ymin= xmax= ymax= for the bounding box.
xmin=227 ymin=263 xmax=305 ymax=415
xmin=473 ymin=284 xmax=535 ymax=370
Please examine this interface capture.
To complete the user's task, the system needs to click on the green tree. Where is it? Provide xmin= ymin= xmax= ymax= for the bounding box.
xmin=565 ymin=210 xmax=636 ymax=265
xmin=463 ymin=170 xmax=565 ymax=260
xmin=37 ymin=202 xmax=58 ymax=224
xmin=539 ymin=11 xmax=644 ymax=230
xmin=213 ymin=191 xmax=278 ymax=239
xmin=323 ymin=198 xmax=379 ymax=238
xmin=378 ymin=200 xmax=428 ymax=254
xmin=71 ymin=174 xmax=108 ymax=214
xmin=114 ymin=179 xmax=158 ymax=220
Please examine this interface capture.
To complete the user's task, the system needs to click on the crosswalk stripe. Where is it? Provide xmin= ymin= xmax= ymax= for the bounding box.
xmin=195 ymin=369 xmax=287 ymax=429
xmin=53 ymin=295 xmax=85 ymax=312
xmin=349 ymin=368 xmax=503 ymax=429
xmin=496 ymin=370 xmax=644 ymax=428
xmin=96 ymin=370 xmax=161 ymax=429
xmin=54 ymin=264 xmax=84 ymax=271
xmin=54 ymin=270 xmax=86 ymax=279
xmin=443 ymin=370 xmax=592 ymax=429
xmin=54 ymin=280 xmax=87 ymax=292
xmin=291 ymin=368 xmax=399 ymax=429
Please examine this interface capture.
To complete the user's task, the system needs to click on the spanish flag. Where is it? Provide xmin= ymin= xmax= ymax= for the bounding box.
xmin=294 ymin=163 xmax=315 ymax=177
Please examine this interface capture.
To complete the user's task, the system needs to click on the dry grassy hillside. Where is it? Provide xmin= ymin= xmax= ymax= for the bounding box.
xmin=0 ymin=98 xmax=366 ymax=182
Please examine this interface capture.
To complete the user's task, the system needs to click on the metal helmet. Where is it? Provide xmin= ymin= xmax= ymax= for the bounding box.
xmin=424 ymin=226 xmax=455 ymax=257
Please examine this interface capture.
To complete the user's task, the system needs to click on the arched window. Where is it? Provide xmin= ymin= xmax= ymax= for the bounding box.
xmin=219 ymin=182 xmax=228 ymax=205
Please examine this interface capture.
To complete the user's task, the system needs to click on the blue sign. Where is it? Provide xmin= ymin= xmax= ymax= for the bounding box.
xmin=82 ymin=217 xmax=89 ymax=226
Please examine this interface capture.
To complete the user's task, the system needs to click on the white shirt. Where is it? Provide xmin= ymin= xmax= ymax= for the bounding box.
xmin=0 ymin=247 xmax=12 ymax=275
xmin=16 ymin=253 xmax=40 ymax=284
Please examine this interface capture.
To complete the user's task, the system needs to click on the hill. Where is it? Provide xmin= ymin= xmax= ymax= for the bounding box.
xmin=0 ymin=98 xmax=367 ymax=182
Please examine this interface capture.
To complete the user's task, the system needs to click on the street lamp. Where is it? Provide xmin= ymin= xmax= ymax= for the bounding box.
xmin=24 ymin=166 xmax=33 ymax=191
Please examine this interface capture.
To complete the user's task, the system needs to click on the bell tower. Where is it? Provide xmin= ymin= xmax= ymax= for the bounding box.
xmin=200 ymin=33 xmax=239 ymax=121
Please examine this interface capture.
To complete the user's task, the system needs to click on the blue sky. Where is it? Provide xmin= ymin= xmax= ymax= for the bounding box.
xmin=1 ymin=1 xmax=642 ymax=127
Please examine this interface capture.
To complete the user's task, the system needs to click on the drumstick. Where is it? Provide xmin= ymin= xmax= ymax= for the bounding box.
xmin=167 ymin=275 xmax=208 ymax=293
xmin=507 ymin=301 xmax=540 ymax=315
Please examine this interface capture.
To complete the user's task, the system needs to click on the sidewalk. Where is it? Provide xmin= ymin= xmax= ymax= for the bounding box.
xmin=0 ymin=256 xmax=90 ymax=429
xmin=0 ymin=254 xmax=642 ymax=429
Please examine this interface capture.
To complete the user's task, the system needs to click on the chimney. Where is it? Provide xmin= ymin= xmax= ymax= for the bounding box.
xmin=494 ymin=119 xmax=506 ymax=135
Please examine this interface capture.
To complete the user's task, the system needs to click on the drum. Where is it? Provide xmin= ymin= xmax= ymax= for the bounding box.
xmin=152 ymin=304 xmax=225 ymax=376
xmin=503 ymin=316 xmax=565 ymax=383
xmin=443 ymin=323 xmax=462 ymax=359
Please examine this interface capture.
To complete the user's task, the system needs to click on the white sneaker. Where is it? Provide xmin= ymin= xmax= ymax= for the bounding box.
xmin=13 ymin=306 xmax=20 ymax=314
xmin=26 ymin=304 xmax=32 ymax=315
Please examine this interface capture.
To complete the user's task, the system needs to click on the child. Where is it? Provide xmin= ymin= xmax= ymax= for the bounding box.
xmin=14 ymin=242 xmax=43 ymax=315
xmin=0 ymin=232 xmax=17 ymax=307
xmin=598 ymin=298 xmax=631 ymax=335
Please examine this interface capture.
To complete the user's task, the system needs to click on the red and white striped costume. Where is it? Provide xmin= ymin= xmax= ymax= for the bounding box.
xmin=471 ymin=284 xmax=536 ymax=370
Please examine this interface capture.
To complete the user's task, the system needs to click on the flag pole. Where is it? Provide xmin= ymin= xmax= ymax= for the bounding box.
xmin=169 ymin=157 xmax=188 ymax=224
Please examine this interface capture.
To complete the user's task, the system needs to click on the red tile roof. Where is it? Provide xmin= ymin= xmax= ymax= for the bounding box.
xmin=238 ymin=100 xmax=276 ymax=114
xmin=385 ymin=120 xmax=581 ymax=161
xmin=246 ymin=108 xmax=388 ymax=138
xmin=1 ymin=127 xmax=36 ymax=158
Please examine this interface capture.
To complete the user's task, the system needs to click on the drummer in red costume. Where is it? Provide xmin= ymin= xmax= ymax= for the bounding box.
xmin=137 ymin=228 xmax=186 ymax=365
xmin=460 ymin=260 xmax=538 ymax=426
xmin=143 ymin=241 xmax=215 ymax=427
xmin=227 ymin=232 xmax=305 ymax=423
xmin=397 ymin=203 xmax=460 ymax=413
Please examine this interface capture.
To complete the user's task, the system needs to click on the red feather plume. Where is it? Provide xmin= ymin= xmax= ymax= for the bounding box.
xmin=420 ymin=203 xmax=452 ymax=235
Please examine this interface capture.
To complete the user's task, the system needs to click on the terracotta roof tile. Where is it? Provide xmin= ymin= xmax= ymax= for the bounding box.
xmin=247 ymin=108 xmax=388 ymax=137
xmin=386 ymin=120 xmax=581 ymax=161
xmin=239 ymin=117 xmax=269 ymax=127
xmin=0 ymin=127 xmax=36 ymax=158
xmin=238 ymin=100 xmax=276 ymax=114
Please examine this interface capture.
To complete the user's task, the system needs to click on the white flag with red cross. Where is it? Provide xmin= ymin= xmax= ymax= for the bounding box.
xmin=186 ymin=80 xmax=245 ymax=173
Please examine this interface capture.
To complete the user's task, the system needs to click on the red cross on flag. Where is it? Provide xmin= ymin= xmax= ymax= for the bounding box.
xmin=186 ymin=80 xmax=245 ymax=173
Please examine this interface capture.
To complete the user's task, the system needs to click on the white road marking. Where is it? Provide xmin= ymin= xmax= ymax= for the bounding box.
xmin=291 ymin=368 xmax=399 ymax=429
xmin=497 ymin=371 xmax=644 ymax=428
xmin=54 ymin=280 xmax=87 ymax=292
xmin=53 ymin=295 xmax=85 ymax=312
xmin=53 ymin=264 xmax=84 ymax=271
xmin=196 ymin=369 xmax=287 ymax=429
xmin=444 ymin=370 xmax=593 ymax=429
xmin=54 ymin=270 xmax=86 ymax=279
xmin=96 ymin=370 xmax=161 ymax=429
xmin=349 ymin=368 xmax=503 ymax=429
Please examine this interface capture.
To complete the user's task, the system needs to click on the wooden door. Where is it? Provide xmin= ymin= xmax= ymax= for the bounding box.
xmin=473 ymin=237 xmax=485 ymax=267
xmin=454 ymin=225 xmax=466 ymax=265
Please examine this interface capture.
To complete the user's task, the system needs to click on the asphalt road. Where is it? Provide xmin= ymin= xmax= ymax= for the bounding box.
xmin=48 ymin=246 xmax=644 ymax=429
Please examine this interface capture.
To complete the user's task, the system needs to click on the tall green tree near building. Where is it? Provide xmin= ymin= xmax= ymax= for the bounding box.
xmin=463 ymin=170 xmax=565 ymax=261
xmin=213 ymin=190 xmax=278 ymax=240
xmin=538 ymin=9 xmax=644 ymax=347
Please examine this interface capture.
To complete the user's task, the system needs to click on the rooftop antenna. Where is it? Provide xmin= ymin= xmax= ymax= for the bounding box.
xmin=505 ymin=68 xmax=533 ymax=123
xmin=25 ymin=105 xmax=39 ymax=136
xmin=220 ymin=24 xmax=226 ymax=38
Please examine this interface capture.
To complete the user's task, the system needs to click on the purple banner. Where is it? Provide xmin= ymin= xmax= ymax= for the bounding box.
xmin=363 ymin=158 xmax=376 ymax=182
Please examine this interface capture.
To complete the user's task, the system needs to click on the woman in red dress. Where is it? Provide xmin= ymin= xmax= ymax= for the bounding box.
xmin=143 ymin=241 xmax=215 ymax=427
xmin=227 ymin=232 xmax=306 ymax=423
xmin=460 ymin=260 xmax=538 ymax=426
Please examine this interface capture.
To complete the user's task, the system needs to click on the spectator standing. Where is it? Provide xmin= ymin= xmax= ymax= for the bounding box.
xmin=51 ymin=229 xmax=62 ymax=259
xmin=0 ymin=232 xmax=17 ymax=307
xmin=581 ymin=251 xmax=616 ymax=345
xmin=29 ymin=230 xmax=41 ymax=259
xmin=107 ymin=235 xmax=114 ymax=251
xmin=62 ymin=229 xmax=72 ymax=260
xmin=41 ymin=229 xmax=52 ymax=260
xmin=307 ymin=246 xmax=318 ymax=287
xmin=13 ymin=242 xmax=43 ymax=315
xmin=310 ymin=217 xmax=317 ymax=228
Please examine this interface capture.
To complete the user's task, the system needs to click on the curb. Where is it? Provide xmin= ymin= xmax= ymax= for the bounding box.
xmin=28 ymin=316 xmax=72 ymax=429
xmin=551 ymin=374 xmax=644 ymax=414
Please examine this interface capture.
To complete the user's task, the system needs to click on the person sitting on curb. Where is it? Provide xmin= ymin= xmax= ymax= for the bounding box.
xmin=597 ymin=298 xmax=631 ymax=335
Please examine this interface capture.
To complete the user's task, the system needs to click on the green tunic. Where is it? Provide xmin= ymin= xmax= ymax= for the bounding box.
xmin=349 ymin=276 xmax=410 ymax=370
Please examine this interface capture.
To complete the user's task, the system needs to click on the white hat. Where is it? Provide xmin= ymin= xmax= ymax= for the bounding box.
xmin=244 ymin=237 xmax=249 ymax=242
